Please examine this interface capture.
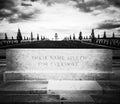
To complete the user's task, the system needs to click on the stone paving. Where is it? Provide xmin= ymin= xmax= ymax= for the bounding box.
xmin=0 ymin=49 xmax=120 ymax=104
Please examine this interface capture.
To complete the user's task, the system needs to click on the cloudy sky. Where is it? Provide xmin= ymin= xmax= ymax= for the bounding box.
xmin=0 ymin=0 xmax=120 ymax=39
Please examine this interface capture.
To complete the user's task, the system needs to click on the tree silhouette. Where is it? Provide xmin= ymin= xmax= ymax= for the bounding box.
xmin=24 ymin=36 xmax=26 ymax=40
xmin=55 ymin=33 xmax=58 ymax=41
xmin=43 ymin=36 xmax=45 ymax=40
xmin=86 ymin=36 xmax=88 ymax=39
xmin=91 ymin=29 xmax=96 ymax=43
xmin=5 ymin=33 xmax=8 ymax=41
xmin=98 ymin=34 xmax=100 ymax=39
xmin=12 ymin=36 xmax=14 ymax=40
xmin=37 ymin=34 xmax=39 ymax=40
xmin=17 ymin=28 xmax=22 ymax=43
xmin=89 ymin=35 xmax=91 ymax=39
xmin=79 ymin=31 xmax=82 ymax=40
xmin=103 ymin=31 xmax=106 ymax=39
xmin=41 ymin=36 xmax=43 ymax=40
xmin=73 ymin=34 xmax=75 ymax=40
xmin=112 ymin=32 xmax=115 ymax=39
xmin=31 ymin=32 xmax=33 ymax=40
xmin=69 ymin=35 xmax=72 ymax=40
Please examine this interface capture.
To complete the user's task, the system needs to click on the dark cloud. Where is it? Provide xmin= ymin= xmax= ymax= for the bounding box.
xmin=0 ymin=0 xmax=120 ymax=24
xmin=117 ymin=29 xmax=120 ymax=33
xmin=107 ymin=0 xmax=120 ymax=8
xmin=0 ymin=0 xmax=41 ymax=23
xmin=74 ymin=0 xmax=109 ymax=12
xmin=40 ymin=0 xmax=68 ymax=6
xmin=41 ymin=0 xmax=53 ymax=6
xmin=0 ymin=0 xmax=16 ymax=21
xmin=30 ymin=0 xmax=70 ymax=6
xmin=29 ymin=0 xmax=120 ymax=12
xmin=21 ymin=3 xmax=32 ymax=6
xmin=8 ymin=8 xmax=40 ymax=23
xmin=26 ymin=0 xmax=119 ymax=13
xmin=71 ymin=0 xmax=109 ymax=13
xmin=0 ymin=0 xmax=80 ymax=22
xmin=8 ymin=13 xmax=34 ymax=23
xmin=31 ymin=0 xmax=39 ymax=2
xmin=0 ymin=0 xmax=15 ymax=9
xmin=72 ymin=0 xmax=120 ymax=13
xmin=74 ymin=1 xmax=92 ymax=12
xmin=97 ymin=23 xmax=120 ymax=29
xmin=0 ymin=9 xmax=13 ymax=18
xmin=97 ymin=20 xmax=120 ymax=30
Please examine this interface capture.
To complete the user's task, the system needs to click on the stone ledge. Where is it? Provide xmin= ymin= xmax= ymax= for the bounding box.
xmin=91 ymin=94 xmax=120 ymax=104
xmin=0 ymin=94 xmax=60 ymax=103
xmin=3 ymin=71 xmax=114 ymax=81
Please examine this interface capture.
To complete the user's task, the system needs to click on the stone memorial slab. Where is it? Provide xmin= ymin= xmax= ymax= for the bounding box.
xmin=6 ymin=49 xmax=112 ymax=71
xmin=4 ymin=49 xmax=112 ymax=81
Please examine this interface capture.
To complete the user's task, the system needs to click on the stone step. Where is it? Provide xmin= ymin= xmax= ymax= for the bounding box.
xmin=109 ymin=70 xmax=120 ymax=80
xmin=0 ymin=80 xmax=102 ymax=90
xmin=0 ymin=94 xmax=95 ymax=104
xmin=98 ymin=81 xmax=120 ymax=94
xmin=4 ymin=71 xmax=114 ymax=81
xmin=57 ymin=94 xmax=120 ymax=104
xmin=0 ymin=80 xmax=120 ymax=95
xmin=0 ymin=80 xmax=48 ymax=94
xmin=47 ymin=80 xmax=102 ymax=95
xmin=91 ymin=94 xmax=120 ymax=104
xmin=0 ymin=80 xmax=120 ymax=104
xmin=60 ymin=93 xmax=120 ymax=104
xmin=0 ymin=80 xmax=103 ymax=95
xmin=1 ymin=94 xmax=118 ymax=104
xmin=0 ymin=94 xmax=60 ymax=103
xmin=0 ymin=81 xmax=48 ymax=94
xmin=0 ymin=90 xmax=47 ymax=94
xmin=48 ymin=90 xmax=103 ymax=95
xmin=60 ymin=94 xmax=94 ymax=103
xmin=48 ymin=80 xmax=120 ymax=95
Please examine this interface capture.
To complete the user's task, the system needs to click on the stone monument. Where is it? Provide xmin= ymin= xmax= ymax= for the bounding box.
xmin=4 ymin=49 xmax=112 ymax=81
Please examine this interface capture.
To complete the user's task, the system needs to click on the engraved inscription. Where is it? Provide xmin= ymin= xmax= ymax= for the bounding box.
xmin=6 ymin=49 xmax=112 ymax=71
xmin=31 ymin=55 xmax=88 ymax=67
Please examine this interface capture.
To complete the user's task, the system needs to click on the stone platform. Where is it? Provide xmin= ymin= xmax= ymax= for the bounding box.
xmin=0 ymin=80 xmax=120 ymax=103
xmin=0 ymin=49 xmax=120 ymax=104
xmin=0 ymin=80 xmax=102 ymax=93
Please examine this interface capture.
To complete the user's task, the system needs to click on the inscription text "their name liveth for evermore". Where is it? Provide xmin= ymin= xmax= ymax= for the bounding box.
xmin=31 ymin=55 xmax=88 ymax=67
xmin=32 ymin=55 xmax=88 ymax=61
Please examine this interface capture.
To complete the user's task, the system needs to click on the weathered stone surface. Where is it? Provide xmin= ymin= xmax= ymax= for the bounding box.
xmin=0 ymin=81 xmax=48 ymax=91
xmin=47 ymin=80 xmax=102 ymax=91
xmin=0 ymin=94 xmax=60 ymax=103
xmin=60 ymin=94 xmax=94 ymax=103
xmin=4 ymin=71 xmax=113 ymax=81
xmin=6 ymin=49 xmax=112 ymax=71
xmin=4 ymin=49 xmax=112 ymax=81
